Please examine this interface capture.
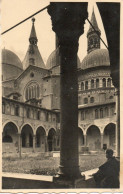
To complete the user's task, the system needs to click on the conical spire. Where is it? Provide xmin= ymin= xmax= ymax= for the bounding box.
xmin=23 ymin=18 xmax=45 ymax=69
xmin=29 ymin=18 xmax=38 ymax=45
xmin=88 ymin=9 xmax=100 ymax=34
xmin=87 ymin=9 xmax=101 ymax=53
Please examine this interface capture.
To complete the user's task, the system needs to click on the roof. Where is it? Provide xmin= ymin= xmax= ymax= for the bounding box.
xmin=2 ymin=49 xmax=23 ymax=70
xmin=46 ymin=48 xmax=81 ymax=69
xmin=81 ymin=49 xmax=110 ymax=70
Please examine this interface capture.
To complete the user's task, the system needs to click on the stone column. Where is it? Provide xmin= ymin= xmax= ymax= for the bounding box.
xmin=33 ymin=135 xmax=36 ymax=152
xmin=18 ymin=133 xmax=21 ymax=158
xmin=115 ymin=88 xmax=120 ymax=157
xmin=101 ymin=133 xmax=104 ymax=150
xmin=45 ymin=135 xmax=48 ymax=152
xmin=48 ymin=2 xmax=88 ymax=180
xmin=94 ymin=79 xmax=96 ymax=88
xmin=84 ymin=134 xmax=87 ymax=146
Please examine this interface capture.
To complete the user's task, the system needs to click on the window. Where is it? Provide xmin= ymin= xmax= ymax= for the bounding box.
xmin=46 ymin=112 xmax=49 ymax=121
xmin=85 ymin=81 xmax=88 ymax=90
xmin=107 ymin=78 xmax=111 ymax=87
xmin=102 ymin=78 xmax=106 ymax=87
xmin=91 ymin=80 xmax=94 ymax=89
xmin=95 ymin=109 xmax=98 ymax=119
xmin=2 ymin=102 xmax=5 ymax=114
xmin=3 ymin=135 xmax=13 ymax=143
xmin=84 ymin=98 xmax=88 ymax=104
xmin=81 ymin=111 xmax=84 ymax=120
xmin=85 ymin=110 xmax=88 ymax=119
xmin=15 ymin=105 xmax=19 ymax=116
xmin=27 ymin=108 xmax=30 ymax=118
xmin=81 ymin=82 xmax=84 ymax=91
xmin=96 ymin=79 xmax=99 ymax=88
xmin=110 ymin=107 xmax=114 ymax=116
xmin=100 ymin=108 xmax=103 ymax=118
xmin=90 ymin=97 xmax=94 ymax=103
xmin=37 ymin=111 xmax=40 ymax=120
xmin=105 ymin=107 xmax=109 ymax=117
xmin=25 ymin=82 xmax=40 ymax=101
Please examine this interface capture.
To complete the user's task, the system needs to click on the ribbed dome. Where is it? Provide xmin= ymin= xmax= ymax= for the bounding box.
xmin=46 ymin=48 xmax=81 ymax=69
xmin=2 ymin=49 xmax=23 ymax=70
xmin=81 ymin=49 xmax=110 ymax=70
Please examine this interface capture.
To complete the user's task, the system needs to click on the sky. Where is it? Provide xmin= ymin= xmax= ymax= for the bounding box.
xmin=1 ymin=0 xmax=107 ymax=65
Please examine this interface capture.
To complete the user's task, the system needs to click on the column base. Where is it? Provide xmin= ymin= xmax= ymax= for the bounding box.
xmin=53 ymin=174 xmax=86 ymax=188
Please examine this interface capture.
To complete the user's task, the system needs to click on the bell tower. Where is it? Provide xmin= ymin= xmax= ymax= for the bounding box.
xmin=87 ymin=9 xmax=101 ymax=53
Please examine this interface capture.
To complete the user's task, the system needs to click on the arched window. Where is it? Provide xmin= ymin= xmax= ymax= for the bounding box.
xmin=95 ymin=109 xmax=98 ymax=119
xmin=81 ymin=111 xmax=84 ymax=120
xmin=91 ymin=80 xmax=94 ymax=89
xmin=96 ymin=79 xmax=99 ymax=88
xmin=25 ymin=82 xmax=40 ymax=101
xmin=84 ymin=98 xmax=88 ymax=104
xmin=37 ymin=111 xmax=40 ymax=120
xmin=2 ymin=102 xmax=5 ymax=114
xmin=100 ymin=108 xmax=103 ymax=118
xmin=105 ymin=107 xmax=109 ymax=117
xmin=107 ymin=78 xmax=111 ymax=87
xmin=15 ymin=105 xmax=19 ymax=116
xmin=102 ymin=78 xmax=106 ymax=88
xmin=85 ymin=81 xmax=88 ymax=90
xmin=110 ymin=106 xmax=114 ymax=116
xmin=27 ymin=108 xmax=30 ymax=118
xmin=81 ymin=82 xmax=84 ymax=91
xmin=90 ymin=97 xmax=94 ymax=103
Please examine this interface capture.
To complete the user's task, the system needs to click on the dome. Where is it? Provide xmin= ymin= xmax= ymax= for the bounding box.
xmin=81 ymin=49 xmax=110 ymax=70
xmin=2 ymin=49 xmax=23 ymax=81
xmin=2 ymin=49 xmax=23 ymax=70
xmin=46 ymin=48 xmax=81 ymax=69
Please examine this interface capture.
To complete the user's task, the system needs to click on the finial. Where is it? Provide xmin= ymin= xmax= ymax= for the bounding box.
xmin=32 ymin=17 xmax=35 ymax=23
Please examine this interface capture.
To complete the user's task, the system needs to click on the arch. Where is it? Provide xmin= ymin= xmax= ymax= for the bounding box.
xmin=3 ymin=120 xmax=19 ymax=133
xmin=107 ymin=78 xmax=111 ymax=87
xmin=91 ymin=79 xmax=94 ymax=89
xmin=86 ymin=125 xmax=101 ymax=151
xmin=96 ymin=79 xmax=99 ymax=88
xmin=90 ymin=97 xmax=94 ymax=103
xmin=85 ymin=81 xmax=88 ymax=90
xmin=36 ymin=126 xmax=46 ymax=151
xmin=78 ymin=127 xmax=84 ymax=152
xmin=84 ymin=97 xmax=88 ymax=104
xmin=21 ymin=124 xmax=34 ymax=148
xmin=103 ymin=123 xmax=116 ymax=150
xmin=2 ymin=122 xmax=19 ymax=152
xmin=47 ymin=128 xmax=56 ymax=151
xmin=102 ymin=78 xmax=106 ymax=87
xmin=81 ymin=82 xmax=84 ymax=91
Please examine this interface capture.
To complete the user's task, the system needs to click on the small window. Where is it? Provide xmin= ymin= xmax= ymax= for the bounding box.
xmin=107 ymin=78 xmax=111 ymax=87
xmin=46 ymin=112 xmax=49 ymax=121
xmin=81 ymin=111 xmax=84 ymax=120
xmin=85 ymin=81 xmax=88 ymax=90
xmin=15 ymin=105 xmax=19 ymax=116
xmin=95 ymin=109 xmax=98 ymax=119
xmin=105 ymin=107 xmax=109 ymax=117
xmin=100 ymin=108 xmax=103 ymax=118
xmin=37 ymin=111 xmax=40 ymax=120
xmin=81 ymin=82 xmax=84 ymax=91
xmin=84 ymin=98 xmax=88 ymax=104
xmin=102 ymin=78 xmax=106 ymax=88
xmin=96 ymin=79 xmax=99 ymax=88
xmin=90 ymin=97 xmax=94 ymax=103
xmin=91 ymin=80 xmax=94 ymax=89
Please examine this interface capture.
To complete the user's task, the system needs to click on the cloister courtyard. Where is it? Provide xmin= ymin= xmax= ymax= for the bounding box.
xmin=3 ymin=152 xmax=106 ymax=176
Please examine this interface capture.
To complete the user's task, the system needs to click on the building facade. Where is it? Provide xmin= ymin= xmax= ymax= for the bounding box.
xmin=2 ymin=11 xmax=116 ymax=153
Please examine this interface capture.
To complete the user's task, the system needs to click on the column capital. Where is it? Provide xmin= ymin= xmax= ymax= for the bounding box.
xmin=48 ymin=3 xmax=88 ymax=42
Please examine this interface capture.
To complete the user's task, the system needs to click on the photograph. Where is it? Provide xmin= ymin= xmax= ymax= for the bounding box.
xmin=1 ymin=0 xmax=122 ymax=191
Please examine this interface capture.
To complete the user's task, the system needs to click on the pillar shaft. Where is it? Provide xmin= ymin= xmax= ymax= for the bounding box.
xmin=48 ymin=2 xmax=88 ymax=179
xmin=18 ymin=134 xmax=21 ymax=158
xmin=33 ymin=135 xmax=36 ymax=152
xmin=84 ymin=134 xmax=87 ymax=146
xmin=101 ymin=134 xmax=104 ymax=149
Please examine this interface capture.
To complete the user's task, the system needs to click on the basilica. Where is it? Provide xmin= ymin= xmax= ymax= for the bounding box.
xmin=2 ymin=10 xmax=116 ymax=154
